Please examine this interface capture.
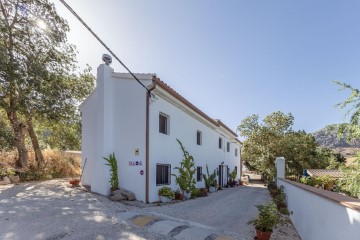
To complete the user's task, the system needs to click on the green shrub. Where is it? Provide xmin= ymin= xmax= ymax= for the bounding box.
xmin=248 ymin=202 xmax=281 ymax=232
xmin=103 ymin=152 xmax=119 ymax=190
xmin=203 ymin=165 xmax=217 ymax=189
xmin=158 ymin=186 xmax=175 ymax=199
xmin=191 ymin=188 xmax=201 ymax=198
xmin=172 ymin=139 xmax=196 ymax=193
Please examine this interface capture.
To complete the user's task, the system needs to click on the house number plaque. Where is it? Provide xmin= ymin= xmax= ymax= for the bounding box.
xmin=129 ymin=161 xmax=142 ymax=166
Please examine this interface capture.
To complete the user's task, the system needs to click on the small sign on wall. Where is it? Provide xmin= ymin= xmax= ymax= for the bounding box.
xmin=135 ymin=148 xmax=139 ymax=156
xmin=140 ymin=170 xmax=144 ymax=175
xmin=129 ymin=161 xmax=142 ymax=166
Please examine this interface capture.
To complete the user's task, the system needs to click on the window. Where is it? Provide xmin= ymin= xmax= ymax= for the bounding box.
xmin=197 ymin=131 xmax=202 ymax=145
xmin=156 ymin=164 xmax=171 ymax=185
xmin=159 ymin=113 xmax=169 ymax=134
xmin=197 ymin=166 xmax=202 ymax=182
xmin=235 ymin=166 xmax=238 ymax=174
xmin=227 ymin=142 xmax=230 ymax=152
xmin=219 ymin=137 xmax=223 ymax=149
xmin=235 ymin=148 xmax=238 ymax=157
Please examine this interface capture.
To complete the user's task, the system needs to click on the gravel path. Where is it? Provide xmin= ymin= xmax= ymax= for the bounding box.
xmin=0 ymin=180 xmax=167 ymax=240
xmin=0 ymin=180 xmax=300 ymax=240
xmin=143 ymin=183 xmax=301 ymax=240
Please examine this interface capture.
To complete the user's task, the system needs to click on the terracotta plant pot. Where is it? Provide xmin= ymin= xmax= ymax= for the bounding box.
xmin=256 ymin=229 xmax=272 ymax=240
xmin=69 ymin=179 xmax=80 ymax=187
xmin=200 ymin=188 xmax=208 ymax=196
xmin=175 ymin=192 xmax=183 ymax=200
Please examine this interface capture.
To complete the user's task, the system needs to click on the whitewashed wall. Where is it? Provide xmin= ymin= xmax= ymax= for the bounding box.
xmin=148 ymin=89 xmax=241 ymax=202
xmin=79 ymin=91 xmax=97 ymax=186
xmin=110 ymin=72 xmax=152 ymax=202
xmin=277 ymin=178 xmax=360 ymax=240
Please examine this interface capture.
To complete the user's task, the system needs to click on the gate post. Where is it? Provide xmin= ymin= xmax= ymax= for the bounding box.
xmin=275 ymin=157 xmax=285 ymax=184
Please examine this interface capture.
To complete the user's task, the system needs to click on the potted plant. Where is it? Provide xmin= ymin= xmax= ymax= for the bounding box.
xmin=69 ymin=178 xmax=80 ymax=187
xmin=248 ymin=202 xmax=281 ymax=240
xmin=172 ymin=139 xmax=196 ymax=199
xmin=203 ymin=165 xmax=217 ymax=193
xmin=174 ymin=189 xmax=183 ymax=200
xmin=158 ymin=186 xmax=174 ymax=203
xmin=228 ymin=167 xmax=238 ymax=187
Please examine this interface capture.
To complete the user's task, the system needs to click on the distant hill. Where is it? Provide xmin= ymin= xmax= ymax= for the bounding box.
xmin=312 ymin=124 xmax=360 ymax=149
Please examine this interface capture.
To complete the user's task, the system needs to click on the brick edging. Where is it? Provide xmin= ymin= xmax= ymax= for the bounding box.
xmin=277 ymin=178 xmax=360 ymax=212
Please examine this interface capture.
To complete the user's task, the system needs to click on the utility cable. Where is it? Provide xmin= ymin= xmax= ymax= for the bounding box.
xmin=59 ymin=0 xmax=153 ymax=96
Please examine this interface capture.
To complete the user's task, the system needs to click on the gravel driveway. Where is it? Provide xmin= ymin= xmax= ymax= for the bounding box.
xmin=145 ymin=182 xmax=300 ymax=240
xmin=0 ymin=180 xmax=300 ymax=240
xmin=0 ymin=180 xmax=167 ymax=240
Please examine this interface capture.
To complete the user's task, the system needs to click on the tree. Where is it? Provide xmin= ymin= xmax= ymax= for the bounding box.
xmin=0 ymin=0 xmax=94 ymax=167
xmin=238 ymin=111 xmax=331 ymax=180
xmin=333 ymin=81 xmax=360 ymax=140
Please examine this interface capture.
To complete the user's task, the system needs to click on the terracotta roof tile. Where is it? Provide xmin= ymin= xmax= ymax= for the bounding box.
xmin=307 ymin=169 xmax=344 ymax=178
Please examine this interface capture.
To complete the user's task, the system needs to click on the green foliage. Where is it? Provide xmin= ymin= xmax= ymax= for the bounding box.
xmin=172 ymin=139 xmax=196 ymax=193
xmin=0 ymin=1 xmax=95 ymax=166
xmin=190 ymin=188 xmax=201 ymax=198
xmin=238 ymin=111 xmax=332 ymax=180
xmin=229 ymin=167 xmax=237 ymax=182
xmin=202 ymin=165 xmax=217 ymax=189
xmin=333 ymin=81 xmax=360 ymax=140
xmin=0 ymin=167 xmax=15 ymax=178
xmin=0 ymin=110 xmax=14 ymax=151
xmin=158 ymin=186 xmax=175 ymax=199
xmin=339 ymin=153 xmax=360 ymax=198
xmin=248 ymin=202 xmax=281 ymax=232
xmin=103 ymin=153 xmax=119 ymax=190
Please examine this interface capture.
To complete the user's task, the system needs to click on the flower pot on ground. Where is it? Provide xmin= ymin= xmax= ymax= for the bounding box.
xmin=174 ymin=189 xmax=183 ymax=200
xmin=69 ymin=179 xmax=80 ymax=187
xmin=160 ymin=196 xmax=172 ymax=203
xmin=183 ymin=191 xmax=191 ymax=199
xmin=200 ymin=188 xmax=208 ymax=197
xmin=248 ymin=202 xmax=281 ymax=240
xmin=209 ymin=186 xmax=216 ymax=193
xmin=158 ymin=186 xmax=175 ymax=202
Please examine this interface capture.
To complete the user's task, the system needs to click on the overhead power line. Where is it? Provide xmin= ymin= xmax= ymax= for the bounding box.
xmin=59 ymin=0 xmax=153 ymax=96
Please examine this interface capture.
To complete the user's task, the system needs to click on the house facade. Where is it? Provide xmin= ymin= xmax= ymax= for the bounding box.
xmin=80 ymin=61 xmax=242 ymax=203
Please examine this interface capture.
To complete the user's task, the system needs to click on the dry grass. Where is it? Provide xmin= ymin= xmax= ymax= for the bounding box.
xmin=0 ymin=150 xmax=81 ymax=179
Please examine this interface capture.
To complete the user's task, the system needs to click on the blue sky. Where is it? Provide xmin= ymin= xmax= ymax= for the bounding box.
xmin=53 ymin=0 xmax=360 ymax=137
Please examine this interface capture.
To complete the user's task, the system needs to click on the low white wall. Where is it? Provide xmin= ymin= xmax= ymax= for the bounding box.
xmin=277 ymin=178 xmax=360 ymax=240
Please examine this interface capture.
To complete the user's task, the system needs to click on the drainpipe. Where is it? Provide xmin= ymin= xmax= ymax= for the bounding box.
xmin=145 ymin=79 xmax=156 ymax=203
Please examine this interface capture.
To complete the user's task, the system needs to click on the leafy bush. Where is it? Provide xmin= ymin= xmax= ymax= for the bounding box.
xmin=339 ymin=155 xmax=360 ymax=198
xmin=248 ymin=202 xmax=281 ymax=232
xmin=191 ymin=188 xmax=201 ymax=198
xmin=172 ymin=139 xmax=196 ymax=193
xmin=203 ymin=165 xmax=217 ymax=189
xmin=158 ymin=186 xmax=175 ymax=199
xmin=103 ymin=152 xmax=119 ymax=190
xmin=0 ymin=167 xmax=15 ymax=179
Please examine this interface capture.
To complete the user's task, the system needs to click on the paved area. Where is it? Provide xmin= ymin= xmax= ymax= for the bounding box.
xmin=0 ymin=180 xmax=300 ymax=240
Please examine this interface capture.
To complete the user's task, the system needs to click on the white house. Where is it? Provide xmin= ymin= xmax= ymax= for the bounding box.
xmin=80 ymin=58 xmax=242 ymax=203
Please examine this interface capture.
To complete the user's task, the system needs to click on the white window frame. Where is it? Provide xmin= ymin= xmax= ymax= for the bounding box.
xmin=159 ymin=112 xmax=170 ymax=135
xmin=196 ymin=130 xmax=202 ymax=146
xmin=156 ymin=164 xmax=171 ymax=185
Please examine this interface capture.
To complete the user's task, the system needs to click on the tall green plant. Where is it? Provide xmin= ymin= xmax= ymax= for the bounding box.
xmin=203 ymin=165 xmax=217 ymax=189
xmin=103 ymin=152 xmax=119 ymax=190
xmin=229 ymin=167 xmax=237 ymax=182
xmin=340 ymin=154 xmax=360 ymax=198
xmin=172 ymin=139 xmax=196 ymax=194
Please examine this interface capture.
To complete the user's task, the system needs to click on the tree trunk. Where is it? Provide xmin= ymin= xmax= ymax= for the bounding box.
xmin=26 ymin=116 xmax=44 ymax=168
xmin=6 ymin=110 xmax=28 ymax=168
